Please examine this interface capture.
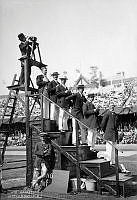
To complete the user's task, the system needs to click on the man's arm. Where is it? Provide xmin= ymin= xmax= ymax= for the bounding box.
xmin=65 ymin=93 xmax=76 ymax=101
xmin=83 ymin=103 xmax=96 ymax=117
xmin=34 ymin=143 xmax=43 ymax=156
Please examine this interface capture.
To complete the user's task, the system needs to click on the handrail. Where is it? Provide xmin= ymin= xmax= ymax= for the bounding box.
xmin=38 ymin=93 xmax=123 ymax=154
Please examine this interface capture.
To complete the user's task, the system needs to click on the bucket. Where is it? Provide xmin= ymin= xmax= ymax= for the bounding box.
xmin=85 ymin=179 xmax=96 ymax=191
xmin=70 ymin=178 xmax=86 ymax=191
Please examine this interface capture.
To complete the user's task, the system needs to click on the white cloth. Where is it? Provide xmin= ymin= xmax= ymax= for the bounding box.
xmin=72 ymin=118 xmax=87 ymax=145
xmin=87 ymin=128 xmax=98 ymax=149
xmin=50 ymin=103 xmax=59 ymax=127
xmin=58 ymin=108 xmax=69 ymax=131
xmin=105 ymin=141 xmax=116 ymax=164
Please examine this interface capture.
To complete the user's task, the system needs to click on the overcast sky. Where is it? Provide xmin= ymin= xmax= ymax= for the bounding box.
xmin=0 ymin=0 xmax=137 ymax=94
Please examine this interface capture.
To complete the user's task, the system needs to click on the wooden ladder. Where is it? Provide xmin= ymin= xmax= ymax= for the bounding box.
xmin=0 ymin=74 xmax=20 ymax=163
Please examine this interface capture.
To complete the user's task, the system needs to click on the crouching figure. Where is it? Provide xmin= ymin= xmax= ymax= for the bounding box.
xmin=32 ymin=132 xmax=55 ymax=191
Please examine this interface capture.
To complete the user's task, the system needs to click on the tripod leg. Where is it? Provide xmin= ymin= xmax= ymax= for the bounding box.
xmin=37 ymin=44 xmax=42 ymax=63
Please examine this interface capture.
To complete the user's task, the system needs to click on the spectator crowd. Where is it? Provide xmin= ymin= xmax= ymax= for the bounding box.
xmin=0 ymin=76 xmax=137 ymax=146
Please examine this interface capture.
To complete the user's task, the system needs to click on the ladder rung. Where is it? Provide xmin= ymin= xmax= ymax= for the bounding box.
xmin=4 ymin=114 xmax=11 ymax=116
xmin=7 ymin=105 xmax=14 ymax=109
xmin=9 ymin=97 xmax=16 ymax=100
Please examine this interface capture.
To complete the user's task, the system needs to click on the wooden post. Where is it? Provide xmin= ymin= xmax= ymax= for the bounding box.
xmin=41 ymin=94 xmax=44 ymax=131
xmin=115 ymin=144 xmax=120 ymax=197
xmin=75 ymin=121 xmax=81 ymax=192
xmin=24 ymin=56 xmax=33 ymax=186
xmin=37 ymin=44 xmax=42 ymax=63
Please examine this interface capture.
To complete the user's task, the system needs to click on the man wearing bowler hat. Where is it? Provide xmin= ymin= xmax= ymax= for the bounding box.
xmin=56 ymin=74 xmax=72 ymax=131
xmin=66 ymin=84 xmax=87 ymax=145
xmin=83 ymin=93 xmax=99 ymax=151
xmin=47 ymin=72 xmax=60 ymax=124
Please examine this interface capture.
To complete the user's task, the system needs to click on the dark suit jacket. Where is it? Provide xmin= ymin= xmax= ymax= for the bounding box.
xmin=66 ymin=92 xmax=87 ymax=120
xmin=47 ymin=80 xmax=60 ymax=102
xmin=100 ymin=110 xmax=118 ymax=142
xmin=56 ymin=84 xmax=72 ymax=109
xmin=34 ymin=141 xmax=52 ymax=170
xmin=36 ymin=75 xmax=49 ymax=94
xmin=83 ymin=101 xmax=99 ymax=129
xmin=19 ymin=41 xmax=32 ymax=57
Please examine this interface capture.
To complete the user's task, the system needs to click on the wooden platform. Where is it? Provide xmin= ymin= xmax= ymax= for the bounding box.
xmin=80 ymin=158 xmax=115 ymax=178
xmin=101 ymin=173 xmax=134 ymax=197
xmin=7 ymin=84 xmax=38 ymax=92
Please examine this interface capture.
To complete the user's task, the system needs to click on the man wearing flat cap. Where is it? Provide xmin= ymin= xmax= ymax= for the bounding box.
xmin=47 ymin=72 xmax=60 ymax=124
xmin=32 ymin=132 xmax=55 ymax=190
xmin=83 ymin=93 xmax=99 ymax=151
xmin=56 ymin=75 xmax=72 ymax=131
xmin=66 ymin=84 xmax=87 ymax=145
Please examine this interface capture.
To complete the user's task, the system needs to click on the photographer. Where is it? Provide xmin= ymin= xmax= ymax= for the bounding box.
xmin=18 ymin=33 xmax=47 ymax=86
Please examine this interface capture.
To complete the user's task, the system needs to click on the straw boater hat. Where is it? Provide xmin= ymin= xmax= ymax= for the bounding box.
xmin=59 ymin=75 xmax=68 ymax=80
xmin=51 ymin=72 xmax=60 ymax=76
xmin=87 ymin=93 xmax=94 ymax=98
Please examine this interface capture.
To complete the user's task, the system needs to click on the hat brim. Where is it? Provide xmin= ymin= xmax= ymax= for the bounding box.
xmin=51 ymin=72 xmax=60 ymax=76
xmin=39 ymin=65 xmax=48 ymax=69
xmin=39 ymin=132 xmax=50 ymax=137
xmin=59 ymin=77 xmax=68 ymax=80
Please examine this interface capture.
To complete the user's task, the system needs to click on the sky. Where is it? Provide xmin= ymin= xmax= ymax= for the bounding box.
xmin=0 ymin=0 xmax=137 ymax=95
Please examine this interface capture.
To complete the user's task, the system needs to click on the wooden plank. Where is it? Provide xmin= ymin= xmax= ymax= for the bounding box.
xmin=43 ymin=170 xmax=70 ymax=194
xmin=80 ymin=159 xmax=109 ymax=164
xmin=101 ymin=173 xmax=133 ymax=183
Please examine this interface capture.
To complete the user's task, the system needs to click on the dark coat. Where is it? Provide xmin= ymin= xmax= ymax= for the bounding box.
xmin=56 ymin=84 xmax=72 ymax=109
xmin=36 ymin=75 xmax=50 ymax=94
xmin=66 ymin=92 xmax=87 ymax=120
xmin=34 ymin=141 xmax=55 ymax=170
xmin=47 ymin=80 xmax=60 ymax=103
xmin=83 ymin=101 xmax=99 ymax=129
xmin=19 ymin=41 xmax=32 ymax=57
xmin=100 ymin=110 xmax=118 ymax=142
